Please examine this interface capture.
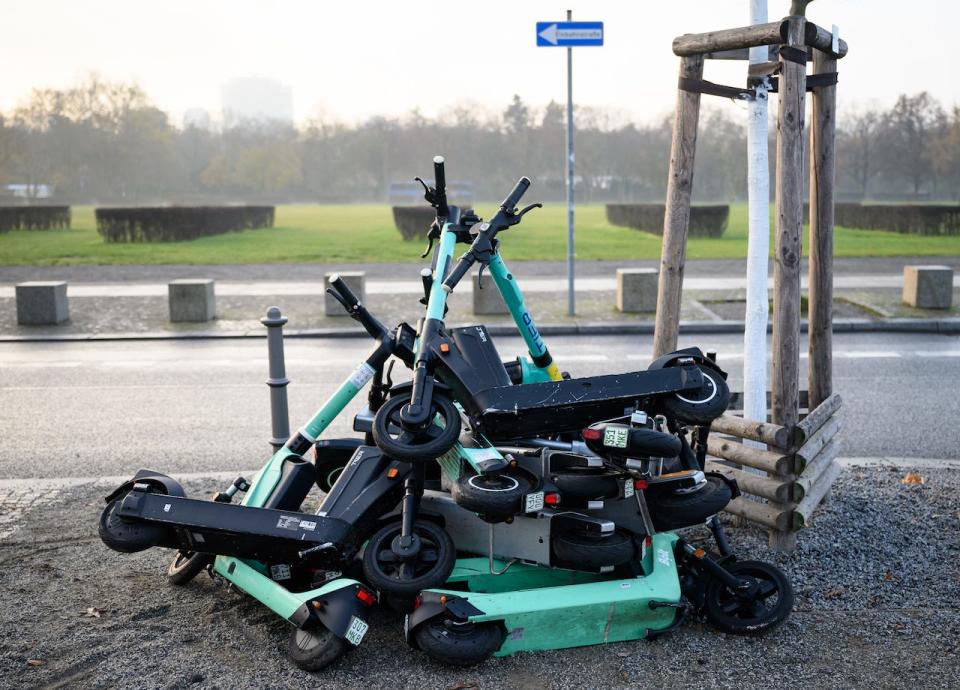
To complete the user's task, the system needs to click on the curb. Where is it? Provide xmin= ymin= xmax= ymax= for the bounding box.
xmin=1 ymin=317 xmax=958 ymax=343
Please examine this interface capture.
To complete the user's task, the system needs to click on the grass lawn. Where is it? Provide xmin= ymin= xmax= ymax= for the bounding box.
xmin=2 ymin=203 xmax=959 ymax=266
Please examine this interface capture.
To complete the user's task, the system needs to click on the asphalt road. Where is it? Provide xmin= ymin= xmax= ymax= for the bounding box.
xmin=1 ymin=331 xmax=957 ymax=479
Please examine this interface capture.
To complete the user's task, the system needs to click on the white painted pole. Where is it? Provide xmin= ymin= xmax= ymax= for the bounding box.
xmin=565 ymin=8 xmax=576 ymax=316
xmin=743 ymin=0 xmax=771 ymax=448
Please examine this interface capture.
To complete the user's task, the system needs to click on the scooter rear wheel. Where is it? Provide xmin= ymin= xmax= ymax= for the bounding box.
xmin=287 ymin=625 xmax=349 ymax=672
xmin=704 ymin=560 xmax=793 ymax=635
xmin=413 ymin=617 xmax=503 ymax=666
xmin=648 ymin=475 xmax=732 ymax=531
xmin=451 ymin=472 xmax=533 ymax=517
xmin=167 ymin=550 xmax=213 ymax=586
xmin=552 ymin=530 xmax=635 ymax=568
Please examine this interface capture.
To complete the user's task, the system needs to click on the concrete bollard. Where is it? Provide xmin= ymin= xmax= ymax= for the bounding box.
xmin=168 ymin=279 xmax=216 ymax=322
xmin=261 ymin=306 xmax=290 ymax=450
xmin=15 ymin=281 xmax=69 ymax=325
xmin=324 ymin=271 xmax=365 ymax=316
xmin=472 ymin=273 xmax=508 ymax=315
xmin=616 ymin=268 xmax=658 ymax=313
xmin=902 ymin=265 xmax=953 ymax=309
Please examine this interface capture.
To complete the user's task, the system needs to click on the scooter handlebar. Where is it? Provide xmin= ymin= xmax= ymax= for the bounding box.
xmin=441 ymin=252 xmax=477 ymax=293
xmin=328 ymin=274 xmax=360 ymax=309
xmin=500 ymin=176 xmax=531 ymax=211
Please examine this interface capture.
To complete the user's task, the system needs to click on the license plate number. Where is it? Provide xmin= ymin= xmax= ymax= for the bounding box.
xmin=344 ymin=615 xmax=369 ymax=646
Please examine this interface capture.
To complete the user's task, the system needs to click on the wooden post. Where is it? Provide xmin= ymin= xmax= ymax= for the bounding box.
xmin=653 ymin=54 xmax=703 ymax=357
xmin=808 ymin=49 xmax=838 ymax=409
xmin=769 ymin=16 xmax=807 ymax=551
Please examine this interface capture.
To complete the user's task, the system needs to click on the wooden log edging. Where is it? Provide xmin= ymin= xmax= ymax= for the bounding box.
xmin=706 ymin=437 xmax=801 ymax=475
xmin=795 ymin=460 xmax=842 ymax=528
xmin=710 ymin=413 xmax=797 ymax=450
xmin=672 ymin=18 xmax=847 ymax=58
xmin=796 ymin=392 xmax=842 ymax=446
xmin=706 ymin=461 xmax=796 ymax=503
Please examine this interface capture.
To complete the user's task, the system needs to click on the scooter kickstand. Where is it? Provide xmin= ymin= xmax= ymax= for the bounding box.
xmin=488 ymin=524 xmax=518 ymax=576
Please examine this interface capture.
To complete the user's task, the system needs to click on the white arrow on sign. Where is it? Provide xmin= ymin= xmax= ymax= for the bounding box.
xmin=537 ymin=23 xmax=603 ymax=45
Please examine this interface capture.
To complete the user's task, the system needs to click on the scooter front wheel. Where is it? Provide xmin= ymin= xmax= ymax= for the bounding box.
xmin=657 ymin=365 xmax=730 ymax=425
xmin=704 ymin=560 xmax=793 ymax=635
xmin=167 ymin=550 xmax=213 ymax=586
xmin=287 ymin=625 xmax=349 ymax=672
xmin=372 ymin=394 xmax=462 ymax=462
xmin=413 ymin=617 xmax=503 ymax=667
xmin=362 ymin=519 xmax=455 ymax=596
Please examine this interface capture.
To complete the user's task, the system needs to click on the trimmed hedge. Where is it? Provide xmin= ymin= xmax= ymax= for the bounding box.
xmin=605 ymin=204 xmax=729 ymax=238
xmin=0 ymin=206 xmax=71 ymax=232
xmin=834 ymin=203 xmax=960 ymax=236
xmin=95 ymin=206 xmax=275 ymax=243
xmin=391 ymin=206 xmax=435 ymax=241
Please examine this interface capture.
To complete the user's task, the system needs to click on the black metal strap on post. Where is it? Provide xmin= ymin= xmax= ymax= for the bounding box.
xmin=678 ymin=76 xmax=753 ymax=100
xmin=680 ymin=70 xmax=838 ymax=102
xmin=778 ymin=45 xmax=809 ymax=65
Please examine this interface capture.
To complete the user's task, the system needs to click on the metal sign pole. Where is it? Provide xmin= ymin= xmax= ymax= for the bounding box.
xmin=565 ymin=8 xmax=576 ymax=316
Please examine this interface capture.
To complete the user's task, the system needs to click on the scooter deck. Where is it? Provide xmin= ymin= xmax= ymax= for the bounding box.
xmin=419 ymin=532 xmax=682 ymax=656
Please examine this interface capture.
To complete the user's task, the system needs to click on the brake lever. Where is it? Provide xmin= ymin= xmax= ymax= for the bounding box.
xmin=477 ymin=263 xmax=486 ymax=290
xmin=325 ymin=287 xmax=355 ymax=317
xmin=415 ymin=176 xmax=437 ymax=207
xmin=516 ymin=202 xmax=542 ymax=219
xmin=420 ymin=234 xmax=436 ymax=258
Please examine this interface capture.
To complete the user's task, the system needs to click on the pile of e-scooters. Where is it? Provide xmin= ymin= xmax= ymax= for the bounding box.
xmin=99 ymin=157 xmax=793 ymax=670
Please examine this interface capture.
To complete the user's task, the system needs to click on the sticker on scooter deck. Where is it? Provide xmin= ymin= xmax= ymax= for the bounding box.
xmin=344 ymin=615 xmax=369 ymax=646
xmin=524 ymin=491 xmax=544 ymax=513
xmin=603 ymin=427 xmax=629 ymax=448
xmin=623 ymin=481 xmax=635 ymax=498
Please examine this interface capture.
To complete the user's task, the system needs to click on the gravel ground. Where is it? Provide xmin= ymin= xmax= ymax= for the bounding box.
xmin=1 ymin=466 xmax=958 ymax=690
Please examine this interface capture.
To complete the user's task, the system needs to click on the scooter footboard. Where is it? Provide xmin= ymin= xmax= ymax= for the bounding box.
xmin=214 ymin=557 xmax=374 ymax=643
xmin=408 ymin=533 xmax=682 ymax=656
xmin=111 ymin=488 xmax=353 ymax=564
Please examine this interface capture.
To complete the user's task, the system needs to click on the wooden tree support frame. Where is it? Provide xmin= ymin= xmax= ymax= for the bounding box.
xmin=707 ymin=394 xmax=843 ymax=541
xmin=654 ymin=15 xmax=846 ymax=550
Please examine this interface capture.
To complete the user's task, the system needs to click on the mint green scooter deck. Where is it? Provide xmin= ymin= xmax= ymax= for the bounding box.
xmin=213 ymin=557 xmax=361 ymax=623
xmin=427 ymin=533 xmax=681 ymax=656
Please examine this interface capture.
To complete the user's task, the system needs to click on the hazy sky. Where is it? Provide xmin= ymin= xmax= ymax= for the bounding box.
xmin=1 ymin=1 xmax=956 ymax=125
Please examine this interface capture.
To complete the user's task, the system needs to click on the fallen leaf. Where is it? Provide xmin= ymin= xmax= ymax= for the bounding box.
xmin=884 ymin=571 xmax=894 ymax=582
xmin=27 ymin=659 xmax=44 ymax=667
xmin=824 ymin=586 xmax=845 ymax=600
xmin=901 ymin=472 xmax=925 ymax=486
xmin=83 ymin=607 xmax=105 ymax=618
xmin=447 ymin=683 xmax=478 ymax=690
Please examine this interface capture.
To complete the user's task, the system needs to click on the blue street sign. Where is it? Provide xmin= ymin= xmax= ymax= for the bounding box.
xmin=536 ymin=21 xmax=604 ymax=47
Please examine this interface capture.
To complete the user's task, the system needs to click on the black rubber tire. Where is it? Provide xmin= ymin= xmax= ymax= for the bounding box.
xmin=552 ymin=530 xmax=635 ymax=568
xmin=549 ymin=468 xmax=621 ymax=501
xmin=413 ymin=617 xmax=503 ymax=667
xmin=704 ymin=560 xmax=794 ymax=635
xmin=98 ymin=496 xmax=167 ymax=553
xmin=287 ymin=625 xmax=350 ymax=672
xmin=648 ymin=476 xmax=733 ymax=531
xmin=167 ymin=550 xmax=213 ymax=586
xmin=362 ymin=519 xmax=456 ymax=596
xmin=657 ymin=365 xmax=731 ymax=425
xmin=451 ymin=472 xmax=533 ymax=517
xmin=372 ymin=394 xmax=462 ymax=462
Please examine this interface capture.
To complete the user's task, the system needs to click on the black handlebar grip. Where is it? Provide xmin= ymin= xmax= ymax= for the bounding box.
xmin=500 ymin=176 xmax=531 ymax=211
xmin=441 ymin=253 xmax=476 ymax=292
xmin=433 ymin=156 xmax=446 ymax=194
xmin=328 ymin=274 xmax=360 ymax=308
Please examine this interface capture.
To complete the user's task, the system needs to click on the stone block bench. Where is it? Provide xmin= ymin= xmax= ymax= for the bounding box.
xmin=616 ymin=268 xmax=658 ymax=313
xmin=168 ymin=279 xmax=216 ymax=322
xmin=472 ymin=273 xmax=508 ymax=315
xmin=16 ymin=281 xmax=69 ymax=325
xmin=902 ymin=265 xmax=953 ymax=309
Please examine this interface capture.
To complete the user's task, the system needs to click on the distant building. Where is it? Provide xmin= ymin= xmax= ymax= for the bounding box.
xmin=182 ymin=108 xmax=212 ymax=130
xmin=221 ymin=77 xmax=293 ymax=128
xmin=4 ymin=183 xmax=54 ymax=199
